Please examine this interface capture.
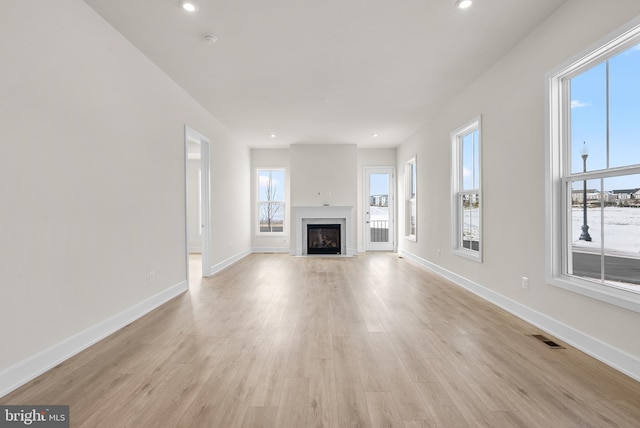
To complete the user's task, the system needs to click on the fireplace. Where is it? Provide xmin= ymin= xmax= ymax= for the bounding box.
xmin=294 ymin=206 xmax=354 ymax=256
xmin=307 ymin=224 xmax=341 ymax=255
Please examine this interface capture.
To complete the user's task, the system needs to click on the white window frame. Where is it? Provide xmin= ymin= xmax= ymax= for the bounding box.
xmin=546 ymin=20 xmax=640 ymax=313
xmin=451 ymin=117 xmax=482 ymax=262
xmin=256 ymin=167 xmax=287 ymax=236
xmin=405 ymin=156 xmax=417 ymax=241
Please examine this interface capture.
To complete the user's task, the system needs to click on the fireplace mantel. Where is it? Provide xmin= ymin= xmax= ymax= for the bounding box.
xmin=294 ymin=206 xmax=355 ymax=256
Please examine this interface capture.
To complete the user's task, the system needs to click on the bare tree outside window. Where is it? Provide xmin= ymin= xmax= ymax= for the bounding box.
xmin=260 ymin=172 xmax=281 ymax=231
xmin=258 ymin=169 xmax=285 ymax=232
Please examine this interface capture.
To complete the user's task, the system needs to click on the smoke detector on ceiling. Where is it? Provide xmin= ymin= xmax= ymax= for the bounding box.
xmin=203 ymin=34 xmax=218 ymax=45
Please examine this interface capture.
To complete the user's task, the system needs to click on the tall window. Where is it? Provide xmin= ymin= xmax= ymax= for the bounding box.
xmin=547 ymin=24 xmax=640 ymax=311
xmin=257 ymin=168 xmax=285 ymax=233
xmin=452 ymin=117 xmax=481 ymax=261
xmin=405 ymin=156 xmax=417 ymax=241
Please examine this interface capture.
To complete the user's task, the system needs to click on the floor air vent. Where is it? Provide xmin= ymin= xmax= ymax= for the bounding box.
xmin=531 ymin=334 xmax=565 ymax=349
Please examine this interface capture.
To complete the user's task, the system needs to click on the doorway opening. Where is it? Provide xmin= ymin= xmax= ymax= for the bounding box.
xmin=185 ymin=126 xmax=212 ymax=286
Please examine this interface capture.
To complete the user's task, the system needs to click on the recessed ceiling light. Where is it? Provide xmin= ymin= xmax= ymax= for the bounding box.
xmin=180 ymin=1 xmax=199 ymax=12
xmin=270 ymin=133 xmax=277 ymax=138
xmin=372 ymin=133 xmax=379 ymax=138
xmin=455 ymin=0 xmax=472 ymax=9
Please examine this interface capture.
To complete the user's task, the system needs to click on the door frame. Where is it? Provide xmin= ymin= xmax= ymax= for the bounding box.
xmin=184 ymin=125 xmax=212 ymax=279
xmin=363 ymin=166 xmax=395 ymax=251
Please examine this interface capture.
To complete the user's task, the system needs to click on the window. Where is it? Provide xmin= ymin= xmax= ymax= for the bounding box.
xmin=452 ymin=117 xmax=482 ymax=261
xmin=257 ymin=168 xmax=285 ymax=233
xmin=405 ymin=156 xmax=417 ymax=241
xmin=547 ymin=23 xmax=640 ymax=311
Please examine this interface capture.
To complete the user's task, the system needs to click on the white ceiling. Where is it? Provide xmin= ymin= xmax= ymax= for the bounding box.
xmin=84 ymin=0 xmax=567 ymax=148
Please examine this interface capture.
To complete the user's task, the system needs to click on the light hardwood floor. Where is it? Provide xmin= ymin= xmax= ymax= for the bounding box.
xmin=3 ymin=253 xmax=640 ymax=427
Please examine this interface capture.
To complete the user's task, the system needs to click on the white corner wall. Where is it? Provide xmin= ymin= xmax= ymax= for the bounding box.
xmin=0 ymin=0 xmax=250 ymax=396
xmin=397 ymin=0 xmax=640 ymax=380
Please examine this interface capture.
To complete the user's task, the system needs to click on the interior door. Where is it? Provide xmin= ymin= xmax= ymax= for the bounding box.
xmin=365 ymin=167 xmax=394 ymax=251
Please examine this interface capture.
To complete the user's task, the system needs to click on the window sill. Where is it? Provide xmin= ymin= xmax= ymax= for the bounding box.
xmin=549 ymin=275 xmax=640 ymax=313
xmin=452 ymin=248 xmax=482 ymax=262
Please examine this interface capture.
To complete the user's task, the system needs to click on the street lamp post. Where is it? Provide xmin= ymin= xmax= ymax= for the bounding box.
xmin=579 ymin=142 xmax=592 ymax=241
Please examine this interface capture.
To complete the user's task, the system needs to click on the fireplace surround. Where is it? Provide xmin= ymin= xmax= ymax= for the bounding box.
xmin=294 ymin=206 xmax=354 ymax=256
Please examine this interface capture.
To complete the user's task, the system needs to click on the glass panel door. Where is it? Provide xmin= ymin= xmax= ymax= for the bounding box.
xmin=365 ymin=167 xmax=394 ymax=251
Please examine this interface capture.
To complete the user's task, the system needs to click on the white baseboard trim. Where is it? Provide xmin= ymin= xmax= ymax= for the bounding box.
xmin=251 ymin=247 xmax=291 ymax=253
xmin=398 ymin=248 xmax=640 ymax=382
xmin=0 ymin=280 xmax=188 ymax=398
xmin=210 ymin=248 xmax=252 ymax=275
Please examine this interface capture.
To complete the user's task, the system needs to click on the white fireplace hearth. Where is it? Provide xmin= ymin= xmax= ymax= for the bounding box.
xmin=294 ymin=206 xmax=355 ymax=256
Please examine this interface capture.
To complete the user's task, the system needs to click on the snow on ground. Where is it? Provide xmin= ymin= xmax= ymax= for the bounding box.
xmin=370 ymin=206 xmax=640 ymax=258
xmin=572 ymin=207 xmax=640 ymax=258
xmin=369 ymin=206 xmax=389 ymax=222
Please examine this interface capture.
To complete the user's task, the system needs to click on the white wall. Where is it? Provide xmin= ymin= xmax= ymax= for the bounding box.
xmin=251 ymin=149 xmax=291 ymax=252
xmin=208 ymin=133 xmax=251 ymax=272
xmin=290 ymin=144 xmax=358 ymax=206
xmin=397 ymin=0 xmax=640 ymax=379
xmin=0 ymin=0 xmax=251 ymax=395
xmin=290 ymin=144 xmax=358 ymax=252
